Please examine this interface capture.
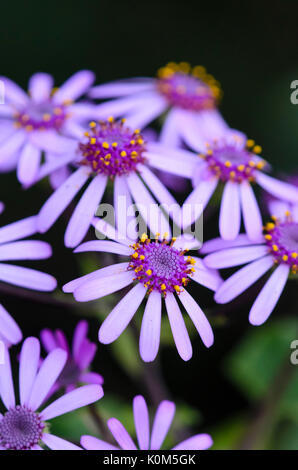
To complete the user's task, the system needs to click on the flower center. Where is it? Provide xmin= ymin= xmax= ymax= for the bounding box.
xmin=129 ymin=233 xmax=195 ymax=294
xmin=0 ymin=406 xmax=44 ymax=450
xmin=157 ymin=62 xmax=221 ymax=111
xmin=264 ymin=216 xmax=298 ymax=274
xmin=201 ymin=137 xmax=266 ymax=182
xmin=14 ymin=98 xmax=69 ymax=132
xmin=79 ymin=118 xmax=146 ymax=178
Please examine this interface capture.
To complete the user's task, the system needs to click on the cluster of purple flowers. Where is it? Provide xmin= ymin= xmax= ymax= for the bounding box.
xmin=0 ymin=63 xmax=297 ymax=450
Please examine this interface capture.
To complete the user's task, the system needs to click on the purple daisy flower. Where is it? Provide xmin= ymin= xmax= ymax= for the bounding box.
xmin=0 ymin=71 xmax=95 ymax=187
xmin=180 ymin=131 xmax=298 ymax=241
xmin=203 ymin=211 xmax=298 ymax=325
xmin=41 ymin=320 xmax=104 ymax=393
xmin=81 ymin=395 xmax=213 ymax=450
xmin=90 ymin=62 xmax=227 ymax=146
xmin=63 ymin=219 xmax=220 ymax=362
xmin=0 ymin=337 xmax=103 ymax=450
xmin=36 ymin=117 xmax=195 ymax=248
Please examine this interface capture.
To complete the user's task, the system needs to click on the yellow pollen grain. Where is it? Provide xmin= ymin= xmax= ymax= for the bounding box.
xmin=291 ymin=252 xmax=298 ymax=259
xmin=130 ymin=140 xmax=136 ymax=145
xmin=237 ymin=165 xmax=245 ymax=171
xmin=282 ymin=255 xmax=288 ymax=261
xmin=89 ymin=121 xmax=96 ymax=128
xmin=253 ymin=145 xmax=262 ymax=154
xmin=120 ymin=151 xmax=127 ymax=157
xmin=112 ymin=142 xmax=118 ymax=148
xmin=102 ymin=142 xmax=109 ymax=149
xmin=42 ymin=113 xmax=51 ymax=121
xmin=139 ymin=255 xmax=145 ymax=260
xmin=272 ymin=245 xmax=279 ymax=252
xmin=132 ymin=252 xmax=138 ymax=259
xmin=146 ymin=269 xmax=152 ymax=276
xmin=224 ymin=161 xmax=231 ymax=167
xmin=174 ymin=285 xmax=181 ymax=292
xmin=90 ymin=138 xmax=96 ymax=144
xmin=107 ymin=116 xmax=114 ymax=123
xmin=141 ymin=233 xmax=148 ymax=242
xmin=246 ymin=139 xmax=255 ymax=147
xmin=84 ymin=132 xmax=90 ymax=137
xmin=264 ymin=234 xmax=272 ymax=240
xmin=161 ymin=284 xmax=166 ymax=291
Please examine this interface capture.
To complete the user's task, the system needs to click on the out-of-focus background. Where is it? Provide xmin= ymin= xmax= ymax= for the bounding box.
xmin=1 ymin=0 xmax=298 ymax=449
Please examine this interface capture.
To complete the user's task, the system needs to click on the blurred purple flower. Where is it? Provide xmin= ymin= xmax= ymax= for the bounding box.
xmin=180 ymin=131 xmax=298 ymax=241
xmin=81 ymin=395 xmax=213 ymax=450
xmin=41 ymin=320 xmax=104 ymax=393
xmin=0 ymin=71 xmax=96 ymax=187
xmin=63 ymin=219 xmax=221 ymax=362
xmin=0 ymin=337 xmax=103 ymax=450
xmin=90 ymin=62 xmax=227 ymax=146
xmin=36 ymin=118 xmax=194 ymax=248
xmin=203 ymin=212 xmax=298 ymax=325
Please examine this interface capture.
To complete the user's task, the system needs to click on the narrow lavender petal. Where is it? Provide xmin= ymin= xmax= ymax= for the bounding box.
xmin=98 ymin=283 xmax=147 ymax=344
xmin=0 ymin=76 xmax=29 ymax=106
xmin=62 ymin=120 xmax=86 ymax=140
xmin=191 ymin=258 xmax=222 ymax=291
xmin=125 ymin=95 xmax=167 ymax=129
xmin=219 ymin=181 xmax=241 ymax=240
xmin=16 ymin=142 xmax=41 ymax=187
xmin=27 ymin=348 xmax=67 ymax=411
xmin=63 ymin=262 xmax=129 ymax=293
xmin=172 ymin=433 xmax=213 ymax=450
xmin=37 ymin=167 xmax=90 ymax=233
xmin=204 ymin=245 xmax=269 ymax=269
xmin=138 ymin=164 xmax=181 ymax=226
xmin=240 ymin=181 xmax=263 ymax=241
xmin=0 ymin=240 xmax=52 ymax=261
xmin=74 ymin=270 xmax=134 ymax=302
xmin=165 ymin=293 xmax=192 ymax=361
xmin=0 ymin=303 xmax=22 ymax=345
xmin=49 ymin=165 xmax=71 ymax=190
xmin=79 ymin=372 xmax=104 ymax=385
xmin=150 ymin=401 xmax=176 ymax=450
xmin=19 ymin=337 xmax=40 ymax=406
xmin=145 ymin=149 xmax=197 ymax=178
xmin=28 ymin=73 xmax=54 ymax=103
xmin=200 ymin=234 xmax=262 ymax=254
xmin=256 ymin=171 xmax=298 ymax=203
xmin=179 ymin=289 xmax=214 ymax=347
xmin=107 ymin=418 xmax=137 ymax=450
xmin=133 ymin=395 xmax=150 ymax=450
xmin=0 ymin=263 xmax=57 ymax=291
xmin=81 ymin=435 xmax=119 ymax=450
xmin=0 ymin=104 xmax=14 ymax=118
xmin=67 ymin=103 xmax=97 ymax=120
xmin=126 ymin=172 xmax=172 ymax=238
xmin=64 ymin=174 xmax=107 ymax=248
xmin=42 ymin=384 xmax=103 ymax=420
xmin=94 ymin=92 xmax=160 ymax=120
xmin=174 ymin=108 xmax=206 ymax=152
xmin=0 ymin=130 xmax=26 ymax=165
xmin=215 ymin=255 xmax=274 ymax=304
xmin=29 ymin=130 xmax=77 ymax=155
xmin=159 ymin=109 xmax=181 ymax=147
xmin=90 ymin=79 xmax=154 ymax=98
xmin=72 ymin=320 xmax=88 ymax=360
xmin=34 ymin=152 xmax=77 ymax=185
xmin=0 ymin=345 xmax=15 ymax=409
xmin=182 ymin=178 xmax=218 ymax=229
xmin=267 ymin=200 xmax=291 ymax=220
xmin=114 ymin=175 xmax=137 ymax=241
xmin=74 ymin=240 xmax=132 ymax=256
xmin=42 ymin=433 xmax=81 ymax=450
xmin=249 ymin=264 xmax=289 ymax=325
xmin=92 ymin=216 xmax=135 ymax=246
xmin=76 ymin=341 xmax=97 ymax=370
xmin=40 ymin=329 xmax=57 ymax=352
xmin=139 ymin=291 xmax=162 ymax=362
xmin=53 ymin=70 xmax=95 ymax=103
xmin=0 ymin=215 xmax=37 ymax=244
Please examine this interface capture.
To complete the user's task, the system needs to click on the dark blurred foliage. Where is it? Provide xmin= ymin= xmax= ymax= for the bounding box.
xmin=1 ymin=0 xmax=298 ymax=449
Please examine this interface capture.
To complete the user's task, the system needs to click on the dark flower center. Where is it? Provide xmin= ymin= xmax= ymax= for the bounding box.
xmin=157 ymin=62 xmax=221 ymax=111
xmin=129 ymin=233 xmax=195 ymax=294
xmin=264 ymin=218 xmax=298 ymax=274
xmin=0 ymin=406 xmax=44 ymax=450
xmin=201 ymin=136 xmax=266 ymax=183
xmin=79 ymin=118 xmax=146 ymax=178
